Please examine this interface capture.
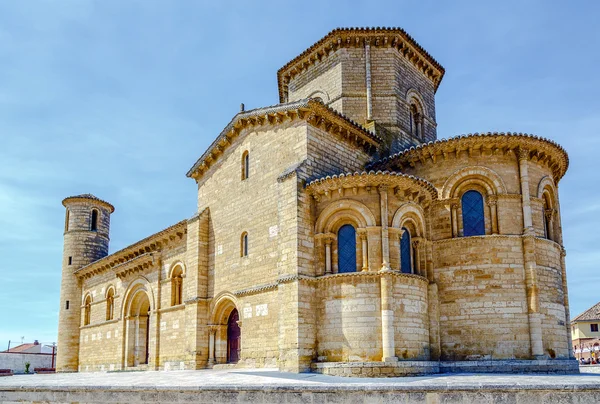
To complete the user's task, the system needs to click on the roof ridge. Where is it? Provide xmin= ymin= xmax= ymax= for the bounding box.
xmin=186 ymin=99 xmax=380 ymax=179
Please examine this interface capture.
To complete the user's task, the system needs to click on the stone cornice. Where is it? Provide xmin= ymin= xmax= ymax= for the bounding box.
xmin=277 ymin=27 xmax=445 ymax=102
xmin=370 ymin=132 xmax=569 ymax=182
xmin=74 ymin=220 xmax=187 ymax=279
xmin=305 ymin=170 xmax=438 ymax=202
xmin=186 ymin=99 xmax=381 ymax=182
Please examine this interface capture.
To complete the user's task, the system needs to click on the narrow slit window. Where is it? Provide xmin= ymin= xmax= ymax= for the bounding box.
xmin=241 ymin=232 xmax=248 ymax=257
xmin=241 ymin=151 xmax=249 ymax=180
xmin=91 ymin=209 xmax=99 ymax=231
xmin=65 ymin=209 xmax=70 ymax=232
xmin=68 ymin=256 xmax=72 ymax=265
xmin=66 ymin=300 xmax=70 ymax=310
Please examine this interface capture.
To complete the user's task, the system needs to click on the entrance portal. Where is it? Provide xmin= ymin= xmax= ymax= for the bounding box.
xmin=227 ymin=309 xmax=240 ymax=363
xmin=125 ymin=290 xmax=151 ymax=367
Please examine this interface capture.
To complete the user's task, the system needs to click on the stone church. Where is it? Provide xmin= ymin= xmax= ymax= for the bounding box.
xmin=56 ymin=27 xmax=578 ymax=376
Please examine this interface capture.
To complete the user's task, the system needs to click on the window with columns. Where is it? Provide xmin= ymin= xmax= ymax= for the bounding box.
xmin=171 ymin=266 xmax=183 ymax=306
xmin=337 ymin=224 xmax=357 ymax=273
xmin=83 ymin=295 xmax=92 ymax=326
xmin=461 ymin=190 xmax=485 ymax=236
xmin=409 ymin=99 xmax=424 ymax=139
xmin=106 ymin=288 xmax=115 ymax=321
xmin=400 ymin=227 xmax=413 ymax=274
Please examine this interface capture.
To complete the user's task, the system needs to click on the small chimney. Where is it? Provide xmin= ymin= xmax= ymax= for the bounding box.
xmin=240 ymin=103 xmax=245 ymax=112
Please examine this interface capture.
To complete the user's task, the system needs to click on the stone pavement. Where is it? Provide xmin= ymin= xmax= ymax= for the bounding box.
xmin=2 ymin=368 xmax=600 ymax=403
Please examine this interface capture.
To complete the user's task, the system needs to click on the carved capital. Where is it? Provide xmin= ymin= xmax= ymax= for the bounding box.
xmin=412 ymin=237 xmax=423 ymax=248
xmin=487 ymin=195 xmax=498 ymax=206
xmin=357 ymin=228 xmax=368 ymax=240
xmin=545 ymin=208 xmax=556 ymax=220
xmin=378 ymin=184 xmax=389 ymax=194
xmin=518 ymin=148 xmax=530 ymax=161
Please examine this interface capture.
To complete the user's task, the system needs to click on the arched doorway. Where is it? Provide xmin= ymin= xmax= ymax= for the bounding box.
xmin=125 ymin=290 xmax=151 ymax=367
xmin=227 ymin=309 xmax=240 ymax=363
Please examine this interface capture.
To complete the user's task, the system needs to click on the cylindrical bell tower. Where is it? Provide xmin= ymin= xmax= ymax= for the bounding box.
xmin=56 ymin=194 xmax=114 ymax=372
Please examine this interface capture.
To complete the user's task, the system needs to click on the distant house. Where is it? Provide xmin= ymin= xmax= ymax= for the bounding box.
xmin=0 ymin=340 xmax=55 ymax=373
xmin=572 ymin=302 xmax=600 ymax=361
xmin=3 ymin=340 xmax=54 ymax=354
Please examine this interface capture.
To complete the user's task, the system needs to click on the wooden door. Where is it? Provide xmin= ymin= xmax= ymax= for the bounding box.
xmin=227 ymin=309 xmax=240 ymax=363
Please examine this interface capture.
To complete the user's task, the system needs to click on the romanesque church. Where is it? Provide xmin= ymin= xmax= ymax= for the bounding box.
xmin=57 ymin=27 xmax=577 ymax=376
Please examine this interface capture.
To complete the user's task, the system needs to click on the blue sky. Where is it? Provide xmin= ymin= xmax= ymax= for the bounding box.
xmin=0 ymin=0 xmax=598 ymax=346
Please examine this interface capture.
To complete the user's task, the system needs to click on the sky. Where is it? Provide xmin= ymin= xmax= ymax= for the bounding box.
xmin=0 ymin=0 xmax=598 ymax=346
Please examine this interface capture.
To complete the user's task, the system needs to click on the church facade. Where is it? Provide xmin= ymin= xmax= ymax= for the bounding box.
xmin=56 ymin=27 xmax=578 ymax=376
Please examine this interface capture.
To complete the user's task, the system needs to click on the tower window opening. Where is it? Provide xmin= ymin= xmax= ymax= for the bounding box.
xmin=65 ymin=209 xmax=70 ymax=232
xmin=91 ymin=209 xmax=99 ymax=232
xmin=66 ymin=300 xmax=70 ymax=310
xmin=68 ymin=256 xmax=72 ymax=265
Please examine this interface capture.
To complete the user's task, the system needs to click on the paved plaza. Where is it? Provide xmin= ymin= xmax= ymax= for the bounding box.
xmin=1 ymin=367 xmax=600 ymax=390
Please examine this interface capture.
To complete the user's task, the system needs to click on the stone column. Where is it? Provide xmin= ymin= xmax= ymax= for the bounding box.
xmin=522 ymin=234 xmax=544 ymax=358
xmin=451 ymin=201 xmax=459 ymax=238
xmin=519 ymin=148 xmax=544 ymax=358
xmin=518 ymin=148 xmax=534 ymax=235
xmin=487 ymin=195 xmax=499 ymax=234
xmin=208 ymin=325 xmax=217 ymax=366
xmin=379 ymin=269 xmax=397 ymax=362
xmin=412 ymin=238 xmax=422 ymax=276
xmin=545 ymin=209 xmax=555 ymax=241
xmin=236 ymin=320 xmax=243 ymax=362
xmin=396 ymin=228 xmax=405 ymax=271
xmin=358 ymin=229 xmax=369 ymax=272
xmin=425 ymin=239 xmax=434 ymax=282
xmin=324 ymin=235 xmax=334 ymax=274
xmin=365 ymin=39 xmax=373 ymax=121
xmin=379 ymin=185 xmax=390 ymax=269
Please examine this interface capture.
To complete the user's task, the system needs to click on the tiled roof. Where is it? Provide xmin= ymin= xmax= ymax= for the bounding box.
xmin=4 ymin=343 xmax=36 ymax=353
xmin=62 ymin=194 xmax=115 ymax=213
xmin=186 ymin=98 xmax=380 ymax=180
xmin=573 ymin=302 xmax=600 ymax=322
xmin=277 ymin=27 xmax=445 ymax=102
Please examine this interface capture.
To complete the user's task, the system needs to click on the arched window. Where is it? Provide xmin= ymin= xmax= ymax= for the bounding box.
xmin=65 ymin=209 xmax=70 ymax=232
xmin=91 ymin=209 xmax=99 ymax=231
xmin=241 ymin=151 xmax=249 ymax=180
xmin=400 ymin=227 xmax=413 ymax=274
xmin=241 ymin=232 xmax=248 ymax=257
xmin=171 ymin=266 xmax=183 ymax=306
xmin=409 ymin=100 xmax=423 ymax=139
xmin=462 ymin=190 xmax=485 ymax=236
xmin=543 ymin=194 xmax=553 ymax=240
xmin=83 ymin=295 xmax=92 ymax=326
xmin=106 ymin=288 xmax=115 ymax=321
xmin=337 ymin=224 xmax=357 ymax=273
